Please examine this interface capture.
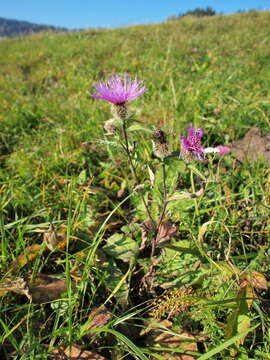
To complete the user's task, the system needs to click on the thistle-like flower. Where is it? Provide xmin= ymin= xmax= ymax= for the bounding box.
xmin=91 ymin=74 xmax=146 ymax=120
xmin=180 ymin=124 xmax=205 ymax=160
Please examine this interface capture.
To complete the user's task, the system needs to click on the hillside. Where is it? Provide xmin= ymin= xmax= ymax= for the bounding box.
xmin=0 ymin=11 xmax=270 ymax=360
xmin=0 ymin=17 xmax=67 ymax=37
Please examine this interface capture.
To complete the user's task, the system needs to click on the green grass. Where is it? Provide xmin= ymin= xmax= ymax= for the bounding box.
xmin=0 ymin=11 xmax=270 ymax=359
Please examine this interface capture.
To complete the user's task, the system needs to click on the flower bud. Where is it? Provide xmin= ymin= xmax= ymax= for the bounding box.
xmin=111 ymin=102 xmax=129 ymax=120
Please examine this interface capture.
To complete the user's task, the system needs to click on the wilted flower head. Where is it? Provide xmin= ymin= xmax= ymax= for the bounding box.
xmin=91 ymin=74 xmax=146 ymax=105
xmin=104 ymin=119 xmax=117 ymax=136
xmin=153 ymin=129 xmax=171 ymax=159
xmin=180 ymin=124 xmax=205 ymax=160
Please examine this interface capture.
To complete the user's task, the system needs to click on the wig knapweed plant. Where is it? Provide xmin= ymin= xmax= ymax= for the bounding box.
xmin=91 ymin=75 xmax=231 ymax=292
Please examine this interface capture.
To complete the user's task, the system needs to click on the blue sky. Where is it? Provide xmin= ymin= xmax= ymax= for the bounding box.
xmin=1 ymin=0 xmax=270 ymax=29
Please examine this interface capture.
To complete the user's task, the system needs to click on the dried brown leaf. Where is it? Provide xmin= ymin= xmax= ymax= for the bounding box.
xmin=0 ymin=278 xmax=31 ymax=299
xmin=241 ymin=271 xmax=268 ymax=291
xmin=144 ymin=322 xmax=199 ymax=360
xmin=51 ymin=344 xmax=107 ymax=359
xmin=156 ymin=220 xmax=177 ymax=244
xmin=6 ymin=244 xmax=43 ymax=274
xmin=84 ymin=306 xmax=112 ymax=339
xmin=0 ymin=274 xmax=68 ymax=303
xmin=27 ymin=274 xmax=67 ymax=303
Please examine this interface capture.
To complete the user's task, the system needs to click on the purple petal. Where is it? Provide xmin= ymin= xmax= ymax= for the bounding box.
xmin=90 ymin=74 xmax=146 ymax=104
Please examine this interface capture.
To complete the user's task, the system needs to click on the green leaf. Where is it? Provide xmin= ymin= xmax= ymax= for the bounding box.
xmin=127 ymin=123 xmax=152 ymax=133
xmin=187 ymin=164 xmax=207 ymax=181
xmin=103 ymin=259 xmax=129 ymax=306
xmin=102 ymin=233 xmax=139 ymax=263
xmin=225 ymin=284 xmax=253 ymax=351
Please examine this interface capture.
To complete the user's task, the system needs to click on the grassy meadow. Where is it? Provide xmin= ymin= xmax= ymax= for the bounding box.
xmin=0 ymin=10 xmax=270 ymax=359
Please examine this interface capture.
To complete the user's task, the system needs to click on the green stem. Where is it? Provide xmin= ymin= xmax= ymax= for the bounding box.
xmin=121 ymin=120 xmax=154 ymax=224
xmin=150 ymin=160 xmax=168 ymax=260
xmin=190 ymin=169 xmax=199 ymax=217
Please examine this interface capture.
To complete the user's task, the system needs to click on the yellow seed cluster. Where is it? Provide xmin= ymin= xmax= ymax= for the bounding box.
xmin=149 ymin=286 xmax=198 ymax=320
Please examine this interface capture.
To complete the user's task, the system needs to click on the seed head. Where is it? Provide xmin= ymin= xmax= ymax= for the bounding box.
xmin=104 ymin=119 xmax=117 ymax=135
xmin=153 ymin=129 xmax=171 ymax=159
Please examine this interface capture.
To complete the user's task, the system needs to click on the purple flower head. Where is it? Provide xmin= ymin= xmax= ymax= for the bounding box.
xmin=180 ymin=124 xmax=205 ymax=160
xmin=91 ymin=74 xmax=146 ymax=104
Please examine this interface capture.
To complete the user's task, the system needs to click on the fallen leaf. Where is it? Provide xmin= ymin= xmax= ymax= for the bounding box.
xmin=152 ymin=332 xmax=198 ymax=360
xmin=51 ymin=344 xmax=107 ymax=359
xmin=27 ymin=274 xmax=67 ymax=303
xmin=0 ymin=278 xmax=31 ymax=299
xmin=84 ymin=306 xmax=112 ymax=339
xmin=4 ymin=225 xmax=68 ymax=276
xmin=240 ymin=270 xmax=268 ymax=291
xmin=143 ymin=321 xmax=199 ymax=360
xmin=140 ymin=319 xmax=172 ymax=336
xmin=0 ymin=274 xmax=67 ymax=303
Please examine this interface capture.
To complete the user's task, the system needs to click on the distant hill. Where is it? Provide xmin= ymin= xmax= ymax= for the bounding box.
xmin=0 ymin=17 xmax=68 ymax=38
